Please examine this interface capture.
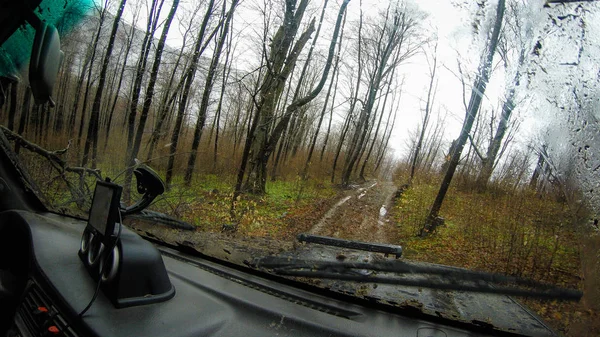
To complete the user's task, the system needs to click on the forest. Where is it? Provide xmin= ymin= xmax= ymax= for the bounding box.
xmin=0 ymin=0 xmax=599 ymax=335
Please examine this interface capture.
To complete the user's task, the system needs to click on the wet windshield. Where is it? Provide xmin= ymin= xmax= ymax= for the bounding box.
xmin=0 ymin=0 xmax=599 ymax=335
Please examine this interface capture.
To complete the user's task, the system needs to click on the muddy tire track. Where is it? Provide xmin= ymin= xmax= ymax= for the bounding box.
xmin=308 ymin=180 xmax=398 ymax=245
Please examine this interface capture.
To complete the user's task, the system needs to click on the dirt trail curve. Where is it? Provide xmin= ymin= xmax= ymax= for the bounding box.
xmin=307 ymin=180 xmax=397 ymax=244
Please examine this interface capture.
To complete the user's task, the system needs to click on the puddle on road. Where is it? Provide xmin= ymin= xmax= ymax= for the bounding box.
xmin=377 ymin=205 xmax=387 ymax=227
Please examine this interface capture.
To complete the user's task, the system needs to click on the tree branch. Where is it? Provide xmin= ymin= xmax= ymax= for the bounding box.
xmin=0 ymin=126 xmax=102 ymax=181
xmin=265 ymin=0 xmax=350 ymax=153
xmin=467 ymin=133 xmax=486 ymax=162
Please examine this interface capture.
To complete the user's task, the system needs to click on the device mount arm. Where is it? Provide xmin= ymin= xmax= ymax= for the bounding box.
xmin=121 ymin=165 xmax=165 ymax=216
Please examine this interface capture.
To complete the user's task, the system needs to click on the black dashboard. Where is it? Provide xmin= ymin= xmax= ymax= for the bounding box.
xmin=0 ymin=210 xmax=491 ymax=337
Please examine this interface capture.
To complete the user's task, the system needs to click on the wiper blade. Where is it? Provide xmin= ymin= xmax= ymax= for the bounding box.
xmin=297 ymin=233 xmax=403 ymax=258
xmin=129 ymin=210 xmax=195 ymax=230
xmin=251 ymin=256 xmax=582 ymax=301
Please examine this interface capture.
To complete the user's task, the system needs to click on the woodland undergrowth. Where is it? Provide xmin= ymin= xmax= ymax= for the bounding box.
xmin=391 ymin=171 xmax=598 ymax=336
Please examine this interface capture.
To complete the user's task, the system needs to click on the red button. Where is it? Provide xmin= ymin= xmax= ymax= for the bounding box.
xmin=47 ymin=326 xmax=60 ymax=335
xmin=37 ymin=306 xmax=48 ymax=313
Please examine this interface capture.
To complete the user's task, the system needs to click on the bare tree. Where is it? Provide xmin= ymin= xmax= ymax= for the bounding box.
xmin=358 ymin=63 xmax=398 ymax=181
xmin=209 ymin=25 xmax=236 ymax=171
xmin=301 ymin=4 xmax=346 ymax=179
xmin=125 ymin=0 xmax=166 ymax=155
xmin=184 ymin=0 xmax=239 ymax=186
xmin=82 ymin=0 xmax=128 ymax=168
xmin=341 ymin=2 xmax=424 ymax=187
xmin=104 ymin=2 xmax=142 ymax=151
xmin=165 ymin=0 xmax=218 ymax=186
xmin=77 ymin=3 xmax=110 ymax=151
xmin=236 ymin=0 xmax=350 ymax=194
xmin=4 ymin=79 xmax=18 ymax=131
xmin=123 ymin=0 xmax=180 ymax=199
xmin=145 ymin=2 xmax=201 ymax=161
xmin=473 ymin=1 xmax=531 ymax=187
xmin=421 ymin=0 xmax=506 ymax=237
xmin=409 ymin=38 xmax=438 ymax=183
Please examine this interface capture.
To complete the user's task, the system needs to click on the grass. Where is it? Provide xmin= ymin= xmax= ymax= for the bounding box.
xmin=389 ymin=176 xmax=595 ymax=336
xmin=147 ymin=174 xmax=338 ymax=239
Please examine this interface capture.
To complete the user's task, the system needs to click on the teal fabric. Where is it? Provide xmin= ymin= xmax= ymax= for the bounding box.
xmin=0 ymin=0 xmax=91 ymax=78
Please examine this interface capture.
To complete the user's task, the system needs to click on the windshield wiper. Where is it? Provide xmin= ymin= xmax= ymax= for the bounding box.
xmin=297 ymin=233 xmax=403 ymax=258
xmin=129 ymin=210 xmax=195 ymax=230
xmin=250 ymin=256 xmax=582 ymax=301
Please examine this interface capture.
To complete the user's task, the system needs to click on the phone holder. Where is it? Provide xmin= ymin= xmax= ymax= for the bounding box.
xmin=78 ymin=178 xmax=174 ymax=308
xmin=122 ymin=165 xmax=165 ymax=216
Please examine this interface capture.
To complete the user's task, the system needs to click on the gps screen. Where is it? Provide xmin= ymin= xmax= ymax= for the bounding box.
xmin=89 ymin=183 xmax=115 ymax=235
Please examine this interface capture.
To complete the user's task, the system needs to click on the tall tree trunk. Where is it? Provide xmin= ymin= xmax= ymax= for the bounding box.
xmin=67 ymin=49 xmax=91 ymax=136
xmin=165 ymin=0 xmax=217 ymax=186
xmin=32 ymin=105 xmax=42 ymax=142
xmin=331 ymin=108 xmax=353 ymax=183
xmin=331 ymin=2 xmax=363 ymax=184
xmin=341 ymin=3 xmax=404 ymax=187
xmin=184 ymin=0 xmax=238 ymax=186
xmin=104 ymin=13 xmax=137 ymax=151
xmin=374 ymin=85 xmax=400 ymax=172
xmin=270 ymin=70 xmax=298 ymax=180
xmin=374 ymin=103 xmax=397 ymax=173
xmin=301 ymin=56 xmax=339 ymax=179
xmin=75 ymin=58 xmax=96 ymax=149
xmin=145 ymin=29 xmax=188 ymax=161
xmin=54 ymin=60 xmax=72 ymax=134
xmin=77 ymin=4 xmax=108 ymax=151
xmin=410 ymin=41 xmax=438 ymax=182
xmin=242 ymin=0 xmax=349 ymax=194
xmin=82 ymin=0 xmax=127 ymax=168
xmin=285 ymin=0 xmax=331 ymax=165
xmin=421 ymin=0 xmax=505 ymax=236
xmin=476 ymin=54 xmax=524 ymax=187
xmin=211 ymin=33 xmax=234 ymax=172
xmin=100 ymin=49 xmax=121 ymax=129
xmin=123 ymin=0 xmax=179 ymax=199
xmin=239 ymin=0 xmax=315 ymax=194
xmin=17 ymin=88 xmax=31 ymax=134
xmin=359 ymin=65 xmax=396 ymax=180
xmin=319 ymin=53 xmax=341 ymax=163
xmin=302 ymin=9 xmax=346 ymax=178
xmin=14 ymin=87 xmax=31 ymax=154
xmin=126 ymin=0 xmax=165 ymax=156
xmin=42 ymin=103 xmax=50 ymax=143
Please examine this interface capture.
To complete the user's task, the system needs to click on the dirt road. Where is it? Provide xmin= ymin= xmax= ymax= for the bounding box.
xmin=307 ymin=180 xmax=398 ymax=245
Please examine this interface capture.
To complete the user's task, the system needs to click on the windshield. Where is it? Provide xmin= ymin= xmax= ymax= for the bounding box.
xmin=0 ymin=0 xmax=599 ymax=335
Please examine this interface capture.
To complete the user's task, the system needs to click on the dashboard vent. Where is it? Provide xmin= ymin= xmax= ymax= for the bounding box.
xmin=15 ymin=279 xmax=80 ymax=337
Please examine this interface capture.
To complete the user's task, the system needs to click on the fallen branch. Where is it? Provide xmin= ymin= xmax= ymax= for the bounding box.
xmin=0 ymin=126 xmax=102 ymax=180
xmin=0 ymin=126 xmax=102 ymax=208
